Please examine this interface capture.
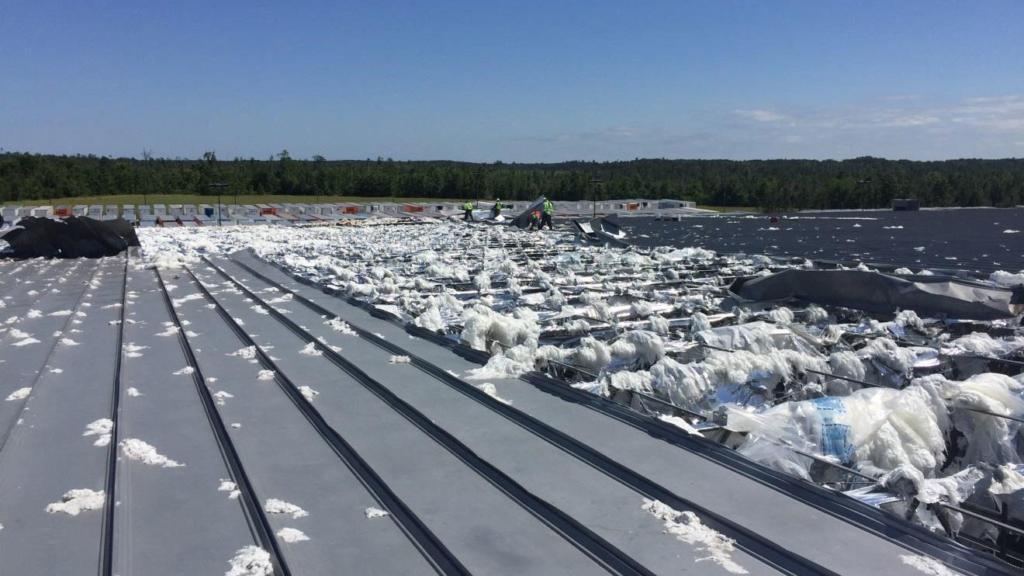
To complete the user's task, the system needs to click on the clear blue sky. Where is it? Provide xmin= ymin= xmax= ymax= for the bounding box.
xmin=2 ymin=0 xmax=1022 ymax=161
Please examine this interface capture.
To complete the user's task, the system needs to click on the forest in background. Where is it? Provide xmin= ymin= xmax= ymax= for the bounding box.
xmin=2 ymin=152 xmax=1023 ymax=210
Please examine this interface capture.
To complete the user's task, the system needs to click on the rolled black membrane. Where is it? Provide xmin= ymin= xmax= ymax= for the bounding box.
xmin=1 ymin=216 xmax=140 ymax=258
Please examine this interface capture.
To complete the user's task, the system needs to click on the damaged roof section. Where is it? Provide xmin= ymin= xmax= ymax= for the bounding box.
xmin=0 ymin=248 xmax=1010 ymax=575
xmin=134 ymin=221 xmax=1024 ymax=572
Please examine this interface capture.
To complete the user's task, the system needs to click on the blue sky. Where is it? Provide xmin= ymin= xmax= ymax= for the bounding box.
xmin=2 ymin=0 xmax=1022 ymax=161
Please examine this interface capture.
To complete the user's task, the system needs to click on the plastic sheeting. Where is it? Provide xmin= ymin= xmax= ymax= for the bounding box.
xmin=697 ymin=321 xmax=826 ymax=358
xmin=728 ymin=378 xmax=951 ymax=481
xmin=729 ymin=373 xmax=1024 ymax=483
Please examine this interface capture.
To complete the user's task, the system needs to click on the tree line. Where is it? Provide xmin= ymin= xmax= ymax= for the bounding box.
xmin=2 ymin=152 xmax=1023 ymax=210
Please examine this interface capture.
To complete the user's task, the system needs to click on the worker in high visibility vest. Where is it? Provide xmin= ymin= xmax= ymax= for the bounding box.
xmin=541 ymin=198 xmax=554 ymax=229
xmin=491 ymin=199 xmax=502 ymax=219
xmin=462 ymin=200 xmax=474 ymax=221
xmin=528 ymin=209 xmax=541 ymax=230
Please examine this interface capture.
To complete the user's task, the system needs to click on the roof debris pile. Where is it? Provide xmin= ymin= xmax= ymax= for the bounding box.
xmin=138 ymin=221 xmax=1024 ymax=565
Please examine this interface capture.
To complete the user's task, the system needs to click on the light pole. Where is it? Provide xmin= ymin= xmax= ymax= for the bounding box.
xmin=590 ymin=178 xmax=604 ymax=218
xmin=206 ymin=182 xmax=228 ymax=226
xmin=135 ymin=174 xmax=146 ymax=225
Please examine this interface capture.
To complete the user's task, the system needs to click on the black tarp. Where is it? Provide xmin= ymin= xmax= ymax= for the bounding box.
xmin=729 ymin=269 xmax=1021 ymax=320
xmin=0 ymin=216 xmax=139 ymax=258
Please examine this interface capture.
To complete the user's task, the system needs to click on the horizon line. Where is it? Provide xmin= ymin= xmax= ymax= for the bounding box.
xmin=2 ymin=150 xmax=1023 ymax=164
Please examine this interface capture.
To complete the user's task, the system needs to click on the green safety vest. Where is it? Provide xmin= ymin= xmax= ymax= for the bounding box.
xmin=463 ymin=202 xmax=473 ymax=210
xmin=543 ymin=199 xmax=554 ymax=214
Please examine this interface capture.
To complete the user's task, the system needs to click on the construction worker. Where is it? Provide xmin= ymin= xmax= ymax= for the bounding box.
xmin=541 ymin=197 xmax=554 ymax=229
xmin=491 ymin=198 xmax=502 ymax=219
xmin=528 ymin=209 xmax=541 ymax=230
xmin=462 ymin=200 xmax=474 ymax=221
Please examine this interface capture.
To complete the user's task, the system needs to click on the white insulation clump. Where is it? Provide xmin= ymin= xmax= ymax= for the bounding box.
xmin=989 ymin=463 xmax=1024 ymax=496
xmin=276 ymin=527 xmax=310 ymax=543
xmin=538 ymin=337 xmax=611 ymax=373
xmin=641 ymin=499 xmax=747 ymax=574
xmin=413 ymin=305 xmax=445 ymax=331
xmin=5 ymin=387 xmax=32 ymax=402
xmin=475 ymin=382 xmax=513 ymax=405
xmin=218 ymin=479 xmax=240 ymax=500
xmin=943 ymin=332 xmax=1024 ymax=358
xmin=226 ymin=546 xmax=274 ymax=576
xmin=298 ymin=341 xmax=322 ymax=356
xmin=946 ymin=373 xmax=1024 ymax=467
xmin=155 ymin=325 xmax=179 ymax=337
xmin=899 ymin=554 xmax=959 ymax=576
xmin=83 ymin=418 xmax=114 ymax=447
xmin=612 ymin=331 xmax=665 ymax=367
xmin=365 ymin=506 xmax=390 ymax=519
xmin=229 ymin=346 xmax=257 ymax=360
xmin=326 ymin=317 xmax=357 ymax=335
xmin=124 ymin=342 xmax=148 ymax=358
xmin=264 ymin=498 xmax=308 ymax=519
xmin=46 ymin=489 xmax=105 ymax=516
xmin=213 ymin=390 xmax=234 ymax=406
xmin=120 ymin=438 xmax=185 ymax=468
xmin=880 ymin=464 xmax=984 ymax=533
xmin=298 ymin=386 xmax=319 ymax=403
xmin=857 ymin=337 xmax=917 ymax=375
xmin=460 ymin=305 xmax=539 ymax=351
xmin=465 ymin=344 xmax=536 ymax=380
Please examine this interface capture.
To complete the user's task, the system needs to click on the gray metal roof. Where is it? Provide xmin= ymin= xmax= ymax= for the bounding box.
xmin=0 ymin=253 xmax=1012 ymax=575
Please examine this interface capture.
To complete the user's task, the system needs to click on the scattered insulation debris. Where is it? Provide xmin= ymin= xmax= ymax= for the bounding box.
xmin=138 ymin=218 xmax=1024 ymax=555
